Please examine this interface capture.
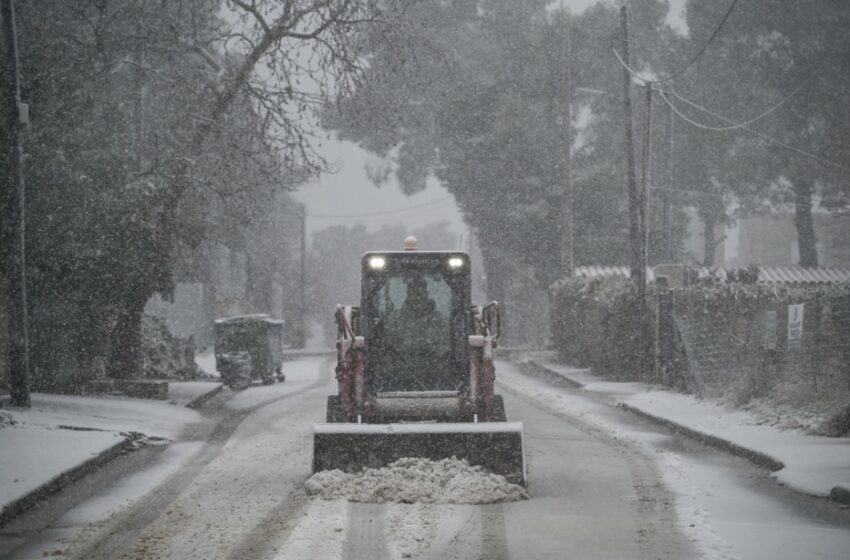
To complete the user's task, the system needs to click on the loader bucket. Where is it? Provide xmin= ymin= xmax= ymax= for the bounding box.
xmin=312 ymin=422 xmax=526 ymax=485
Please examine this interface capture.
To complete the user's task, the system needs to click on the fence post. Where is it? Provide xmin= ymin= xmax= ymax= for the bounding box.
xmin=845 ymin=291 xmax=850 ymax=391
xmin=654 ymin=277 xmax=672 ymax=386
xmin=812 ymin=293 xmax=822 ymax=392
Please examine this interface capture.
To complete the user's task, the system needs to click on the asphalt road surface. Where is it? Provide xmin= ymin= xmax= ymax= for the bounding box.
xmin=3 ymin=355 xmax=845 ymax=559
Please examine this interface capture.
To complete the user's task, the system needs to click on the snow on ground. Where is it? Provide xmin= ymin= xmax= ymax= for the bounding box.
xmin=653 ymin=451 xmax=740 ymax=560
xmin=664 ymin=451 xmax=850 ymax=560
xmin=194 ymin=350 xmax=219 ymax=377
xmin=304 ymin=320 xmax=330 ymax=351
xmin=58 ymin=441 xmax=205 ymax=526
xmin=0 ymin=393 xmax=203 ymax=513
xmin=501 ymin=359 xmax=850 ymax=560
xmin=532 ymin=357 xmax=850 ymax=499
xmin=225 ymin=356 xmax=324 ymax=410
xmin=305 ymin=457 xmax=528 ymax=504
xmin=624 ymin=390 xmax=850 ymax=498
xmin=168 ymin=381 xmax=222 ymax=407
xmin=270 ymin=498 xmax=347 ymax=560
xmin=6 ymin=393 xmax=201 ymax=440
xmin=0 ymin=426 xmax=123 ymax=508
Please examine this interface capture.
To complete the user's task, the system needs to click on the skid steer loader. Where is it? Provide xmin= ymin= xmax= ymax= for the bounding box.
xmin=312 ymin=238 xmax=525 ymax=485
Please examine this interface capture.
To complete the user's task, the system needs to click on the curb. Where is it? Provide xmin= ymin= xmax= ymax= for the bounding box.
xmin=514 ymin=359 xmax=850 ymax=505
xmin=0 ymin=435 xmax=135 ymax=528
xmin=185 ymin=383 xmax=224 ymax=410
xmin=514 ymin=360 xmax=585 ymax=389
xmin=0 ymin=382 xmax=225 ymax=529
xmin=616 ymin=402 xmax=785 ymax=472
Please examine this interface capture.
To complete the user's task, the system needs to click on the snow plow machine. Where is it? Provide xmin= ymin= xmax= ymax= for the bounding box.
xmin=312 ymin=238 xmax=525 ymax=485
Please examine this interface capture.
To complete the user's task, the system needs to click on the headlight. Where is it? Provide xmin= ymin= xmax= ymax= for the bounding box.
xmin=448 ymin=257 xmax=464 ymax=268
xmin=369 ymin=256 xmax=386 ymax=270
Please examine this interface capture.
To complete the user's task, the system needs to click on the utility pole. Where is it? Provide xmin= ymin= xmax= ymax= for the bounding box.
xmin=619 ymin=6 xmax=642 ymax=294
xmin=639 ymin=82 xmax=653 ymax=297
xmin=2 ymin=0 xmax=31 ymax=407
xmin=298 ymin=206 xmax=307 ymax=348
xmin=556 ymin=11 xmax=574 ymax=278
xmin=664 ymin=98 xmax=675 ymax=262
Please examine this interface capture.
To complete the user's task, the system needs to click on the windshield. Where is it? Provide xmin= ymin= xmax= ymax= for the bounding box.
xmin=368 ymin=271 xmax=461 ymax=392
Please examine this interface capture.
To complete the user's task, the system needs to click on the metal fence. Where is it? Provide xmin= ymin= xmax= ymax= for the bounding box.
xmin=657 ymin=288 xmax=850 ymax=400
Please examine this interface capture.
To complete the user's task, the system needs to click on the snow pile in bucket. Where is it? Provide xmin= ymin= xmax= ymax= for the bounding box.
xmin=305 ymin=457 xmax=527 ymax=504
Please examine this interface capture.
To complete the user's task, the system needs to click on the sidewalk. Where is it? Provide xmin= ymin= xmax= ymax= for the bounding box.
xmin=0 ymin=381 xmax=221 ymax=525
xmin=516 ymin=357 xmax=850 ymax=504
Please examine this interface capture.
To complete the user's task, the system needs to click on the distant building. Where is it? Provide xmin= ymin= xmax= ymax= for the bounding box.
xmin=685 ymin=209 xmax=850 ymax=268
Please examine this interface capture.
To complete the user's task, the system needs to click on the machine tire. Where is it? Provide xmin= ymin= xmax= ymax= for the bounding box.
xmin=491 ymin=394 xmax=507 ymax=422
xmin=326 ymin=395 xmax=345 ymax=423
xmin=261 ymin=375 xmax=275 ymax=386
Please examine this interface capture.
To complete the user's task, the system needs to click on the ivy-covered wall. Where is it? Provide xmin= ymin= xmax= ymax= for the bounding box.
xmin=550 ymin=276 xmax=850 ymax=434
xmin=549 ymin=277 xmax=654 ymax=380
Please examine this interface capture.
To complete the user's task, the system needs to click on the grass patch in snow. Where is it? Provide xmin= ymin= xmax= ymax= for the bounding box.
xmin=305 ymin=457 xmax=528 ymax=504
xmin=730 ymin=378 xmax=850 ymax=436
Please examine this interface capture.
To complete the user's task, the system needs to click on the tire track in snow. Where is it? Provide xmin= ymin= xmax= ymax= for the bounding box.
xmin=62 ymin=358 xmax=333 ymax=560
xmin=344 ymin=503 xmax=389 ymax=559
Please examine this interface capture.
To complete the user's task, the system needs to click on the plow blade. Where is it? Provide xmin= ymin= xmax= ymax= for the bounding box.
xmin=312 ymin=422 xmax=526 ymax=485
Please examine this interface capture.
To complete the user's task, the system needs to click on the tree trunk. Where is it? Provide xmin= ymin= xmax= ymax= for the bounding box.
xmin=793 ymin=177 xmax=818 ymax=268
xmin=108 ymin=291 xmax=147 ymax=380
xmin=702 ymin=212 xmax=718 ymax=267
xmin=2 ymin=0 xmax=31 ymax=406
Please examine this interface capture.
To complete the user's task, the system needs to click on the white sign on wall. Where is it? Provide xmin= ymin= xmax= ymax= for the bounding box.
xmin=787 ymin=303 xmax=804 ymax=349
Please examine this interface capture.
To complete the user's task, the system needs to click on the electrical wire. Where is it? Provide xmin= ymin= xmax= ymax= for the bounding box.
xmin=613 ymin=0 xmax=740 ymax=85
xmin=659 ymin=89 xmax=850 ymax=175
xmin=306 ymin=195 xmax=454 ymax=218
xmin=656 ymin=75 xmax=811 ymax=132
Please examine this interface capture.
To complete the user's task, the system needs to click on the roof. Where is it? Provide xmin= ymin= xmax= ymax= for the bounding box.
xmin=756 ymin=266 xmax=850 ymax=284
xmin=573 ymin=266 xmax=850 ymax=285
xmin=574 ymin=266 xmax=657 ymax=282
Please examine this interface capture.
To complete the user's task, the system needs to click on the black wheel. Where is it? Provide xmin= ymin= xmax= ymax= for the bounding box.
xmin=261 ymin=375 xmax=274 ymax=386
xmin=490 ymin=394 xmax=507 ymax=422
xmin=326 ymin=395 xmax=345 ymax=422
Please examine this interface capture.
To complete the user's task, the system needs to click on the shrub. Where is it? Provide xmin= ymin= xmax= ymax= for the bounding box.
xmin=550 ymin=277 xmax=653 ymax=380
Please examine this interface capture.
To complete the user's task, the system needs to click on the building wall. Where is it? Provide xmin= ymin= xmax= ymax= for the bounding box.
xmin=725 ymin=212 xmax=850 ymax=268
xmin=682 ymin=207 xmax=726 ymax=267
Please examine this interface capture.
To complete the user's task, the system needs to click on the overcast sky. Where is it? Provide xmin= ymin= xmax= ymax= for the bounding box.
xmin=293 ymin=0 xmax=687 ymax=246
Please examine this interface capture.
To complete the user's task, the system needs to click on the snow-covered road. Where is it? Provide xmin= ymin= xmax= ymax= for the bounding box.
xmin=3 ymin=355 xmax=849 ymax=559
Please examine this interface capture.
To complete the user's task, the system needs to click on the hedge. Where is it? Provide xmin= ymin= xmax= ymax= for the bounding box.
xmin=549 ymin=276 xmax=654 ymax=380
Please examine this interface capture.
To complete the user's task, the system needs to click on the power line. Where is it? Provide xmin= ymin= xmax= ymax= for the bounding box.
xmin=656 ymin=75 xmax=811 ymax=132
xmin=659 ymin=89 xmax=850 ymax=175
xmin=306 ymin=196 xmax=454 ymax=219
xmin=655 ymin=0 xmax=740 ymax=82
xmin=612 ymin=0 xmax=740 ymax=85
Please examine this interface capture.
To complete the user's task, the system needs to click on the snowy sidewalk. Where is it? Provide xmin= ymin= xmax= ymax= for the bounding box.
xmin=519 ymin=358 xmax=850 ymax=503
xmin=0 ymin=382 xmax=219 ymax=525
